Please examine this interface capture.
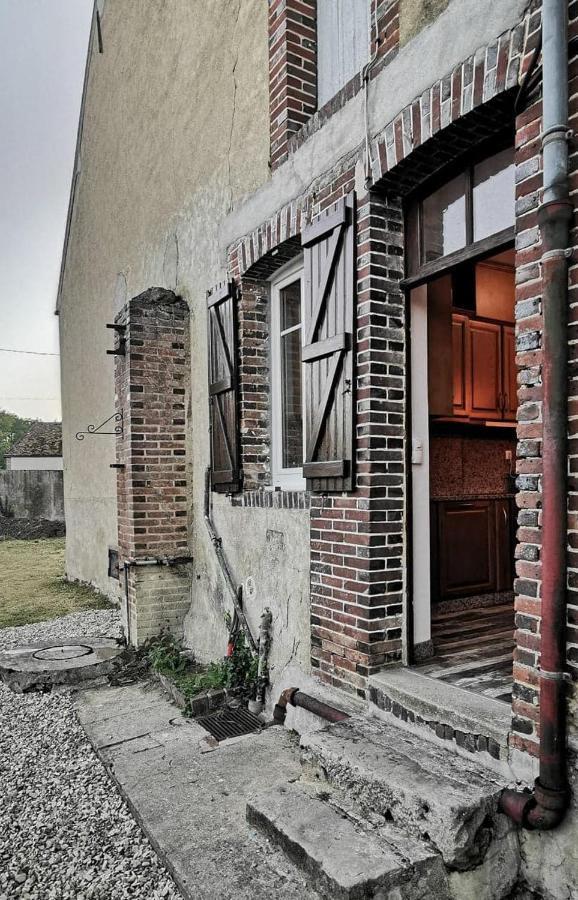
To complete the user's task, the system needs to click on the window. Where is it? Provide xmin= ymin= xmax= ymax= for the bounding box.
xmin=271 ymin=261 xmax=306 ymax=489
xmin=422 ymin=175 xmax=467 ymax=262
xmin=472 ymin=148 xmax=515 ymax=242
xmin=317 ymin=0 xmax=369 ymax=108
xmin=408 ymin=147 xmax=515 ymax=278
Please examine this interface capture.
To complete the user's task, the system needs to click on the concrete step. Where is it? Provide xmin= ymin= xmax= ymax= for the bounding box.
xmin=247 ymin=780 xmax=450 ymax=900
xmin=368 ymin=668 xmax=511 ymax=770
xmin=300 ymin=715 xmax=503 ymax=870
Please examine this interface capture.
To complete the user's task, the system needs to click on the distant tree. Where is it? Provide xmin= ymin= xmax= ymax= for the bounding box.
xmin=0 ymin=410 xmax=35 ymax=469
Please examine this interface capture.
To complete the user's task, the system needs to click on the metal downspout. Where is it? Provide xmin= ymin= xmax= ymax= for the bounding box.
xmin=500 ymin=0 xmax=572 ymax=829
xmin=203 ymin=467 xmax=257 ymax=652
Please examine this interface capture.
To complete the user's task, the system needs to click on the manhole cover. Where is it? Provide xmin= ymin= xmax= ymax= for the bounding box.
xmin=195 ymin=706 xmax=263 ymax=742
xmin=33 ymin=644 xmax=93 ymax=661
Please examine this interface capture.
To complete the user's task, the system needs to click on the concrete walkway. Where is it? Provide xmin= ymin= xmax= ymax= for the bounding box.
xmin=74 ymin=682 xmax=319 ymax=900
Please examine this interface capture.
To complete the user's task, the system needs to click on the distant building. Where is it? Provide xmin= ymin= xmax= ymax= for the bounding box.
xmin=5 ymin=422 xmax=63 ymax=471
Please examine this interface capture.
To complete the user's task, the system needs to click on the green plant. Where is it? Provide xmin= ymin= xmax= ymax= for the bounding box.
xmin=147 ymin=633 xmax=187 ymax=676
xmin=225 ymin=630 xmax=258 ymax=696
xmin=146 ymin=623 xmax=259 ymax=716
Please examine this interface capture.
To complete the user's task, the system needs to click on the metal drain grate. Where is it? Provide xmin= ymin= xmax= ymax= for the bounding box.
xmin=195 ymin=706 xmax=263 ymax=742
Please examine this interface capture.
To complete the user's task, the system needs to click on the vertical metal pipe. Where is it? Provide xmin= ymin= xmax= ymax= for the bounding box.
xmin=542 ymin=0 xmax=569 ymax=205
xmin=536 ymin=0 xmax=571 ymax=806
xmin=500 ymin=0 xmax=572 ymax=830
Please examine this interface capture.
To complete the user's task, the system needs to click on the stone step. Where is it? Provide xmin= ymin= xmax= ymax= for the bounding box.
xmin=300 ymin=715 xmax=503 ymax=870
xmin=368 ymin=668 xmax=511 ymax=769
xmin=247 ymin=780 xmax=449 ymax=900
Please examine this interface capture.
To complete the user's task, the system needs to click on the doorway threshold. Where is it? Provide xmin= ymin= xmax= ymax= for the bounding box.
xmin=368 ymin=667 xmax=512 ymax=771
xmin=424 ymin=600 xmax=515 ymax=702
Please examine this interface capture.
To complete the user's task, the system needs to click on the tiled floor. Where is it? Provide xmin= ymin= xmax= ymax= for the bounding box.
xmin=417 ymin=603 xmax=515 ymax=703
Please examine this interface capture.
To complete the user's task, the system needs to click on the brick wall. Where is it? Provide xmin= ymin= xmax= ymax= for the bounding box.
xmin=115 ymin=287 xmax=192 ymax=645
xmin=510 ymin=1 xmax=578 ymax=758
xmin=310 ymin=190 xmax=406 ymax=696
xmin=230 ymin=175 xmax=406 ymax=696
xmin=237 ymin=279 xmax=271 ymax=491
xmin=277 ymin=0 xmax=401 ymax=164
xmin=236 ymin=5 xmax=553 ymax=705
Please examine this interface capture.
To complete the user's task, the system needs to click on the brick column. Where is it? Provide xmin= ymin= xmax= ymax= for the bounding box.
xmin=115 ymin=288 xmax=191 ymax=646
xmin=310 ymin=191 xmax=406 ymax=696
xmin=237 ymin=279 xmax=271 ymax=490
xmin=269 ymin=0 xmax=317 ymax=170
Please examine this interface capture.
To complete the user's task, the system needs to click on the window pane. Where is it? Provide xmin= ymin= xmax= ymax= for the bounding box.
xmin=422 ymin=175 xmax=467 ymax=262
xmin=473 ymin=149 xmax=515 ymax=241
xmin=281 ymin=280 xmax=301 ymax=331
xmin=281 ymin=328 xmax=303 ymax=468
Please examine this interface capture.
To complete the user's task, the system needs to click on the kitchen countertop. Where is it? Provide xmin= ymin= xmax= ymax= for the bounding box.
xmin=431 ymin=493 xmax=515 ymax=502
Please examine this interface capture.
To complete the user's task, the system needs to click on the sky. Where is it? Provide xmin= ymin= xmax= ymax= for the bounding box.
xmin=0 ymin=0 xmax=94 ymax=422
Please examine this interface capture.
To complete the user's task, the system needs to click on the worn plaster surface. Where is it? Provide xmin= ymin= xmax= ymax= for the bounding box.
xmin=74 ymin=681 xmax=320 ymax=899
xmin=59 ymin=0 xmax=270 ymax=596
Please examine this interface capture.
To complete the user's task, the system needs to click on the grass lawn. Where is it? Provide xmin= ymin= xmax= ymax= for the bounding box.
xmin=0 ymin=537 xmax=115 ymax=629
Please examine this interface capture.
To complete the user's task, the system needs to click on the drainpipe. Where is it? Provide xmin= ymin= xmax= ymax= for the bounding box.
xmin=203 ymin=467 xmax=257 ymax=652
xmin=500 ymin=0 xmax=572 ymax=830
xmin=273 ymin=687 xmax=350 ymax=725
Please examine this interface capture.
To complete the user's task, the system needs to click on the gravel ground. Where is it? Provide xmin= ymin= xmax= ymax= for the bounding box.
xmin=0 ymin=610 xmax=181 ymax=899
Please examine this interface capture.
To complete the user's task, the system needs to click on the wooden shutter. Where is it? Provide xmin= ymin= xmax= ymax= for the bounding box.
xmin=207 ymin=281 xmax=240 ymax=492
xmin=302 ymin=193 xmax=355 ymax=492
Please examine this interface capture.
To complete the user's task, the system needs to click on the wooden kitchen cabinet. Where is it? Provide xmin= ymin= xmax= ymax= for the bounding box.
xmin=452 ymin=315 xmax=468 ymax=416
xmin=431 ymin=497 xmax=515 ymax=601
xmin=449 ymin=315 xmax=516 ymax=422
xmin=501 ymin=325 xmax=517 ymax=421
xmin=468 ymin=320 xmax=502 ymax=419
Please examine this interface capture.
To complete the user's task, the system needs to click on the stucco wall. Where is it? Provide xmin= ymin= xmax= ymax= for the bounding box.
xmin=0 ymin=469 xmax=64 ymax=521
xmin=6 ymin=456 xmax=63 ymax=471
xmin=58 ymin=0 xmax=312 ymax=682
xmin=59 ymin=0 xmax=271 ymax=596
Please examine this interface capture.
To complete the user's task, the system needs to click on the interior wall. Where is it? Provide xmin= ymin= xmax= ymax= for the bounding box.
xmin=430 ymin=432 xmax=516 ymax=499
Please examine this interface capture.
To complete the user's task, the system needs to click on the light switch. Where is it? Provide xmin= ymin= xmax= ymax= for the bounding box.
xmin=412 ymin=438 xmax=424 ymax=465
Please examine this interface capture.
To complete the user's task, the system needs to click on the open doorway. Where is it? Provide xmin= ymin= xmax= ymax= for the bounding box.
xmin=411 ymin=250 xmax=516 ymax=701
xmin=422 ymin=250 xmax=516 ymax=701
xmin=407 ymin=147 xmax=517 ymax=703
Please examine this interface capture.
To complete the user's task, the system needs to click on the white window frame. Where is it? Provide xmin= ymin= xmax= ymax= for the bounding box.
xmin=270 ymin=258 xmax=306 ymax=491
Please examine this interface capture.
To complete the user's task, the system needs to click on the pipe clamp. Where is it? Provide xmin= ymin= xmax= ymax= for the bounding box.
xmin=541 ymin=248 xmax=573 ymax=262
xmin=541 ymin=125 xmax=574 ymax=145
xmin=539 ymin=667 xmax=572 ymax=683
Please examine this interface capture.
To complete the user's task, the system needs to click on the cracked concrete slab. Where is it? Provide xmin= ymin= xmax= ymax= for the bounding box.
xmin=0 ymin=637 xmax=123 ymax=692
xmin=301 ymin=715 xmax=504 ymax=870
xmin=247 ymin=780 xmax=450 ymax=899
xmin=74 ymin=681 xmax=321 ymax=900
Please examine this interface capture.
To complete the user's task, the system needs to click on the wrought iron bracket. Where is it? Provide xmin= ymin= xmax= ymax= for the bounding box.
xmin=76 ymin=410 xmax=123 ymax=441
xmin=106 ymin=323 xmax=126 ymax=356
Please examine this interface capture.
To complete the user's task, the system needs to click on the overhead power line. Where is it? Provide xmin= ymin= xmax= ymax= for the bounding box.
xmin=0 ymin=347 xmax=59 ymax=356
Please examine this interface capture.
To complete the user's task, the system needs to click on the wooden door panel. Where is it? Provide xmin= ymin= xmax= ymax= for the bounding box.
xmin=468 ymin=320 xmax=501 ymax=419
xmin=302 ymin=194 xmax=355 ymax=492
xmin=436 ymin=499 xmax=497 ymax=598
xmin=452 ymin=315 xmax=468 ymax=416
xmin=207 ymin=282 xmax=240 ymax=492
xmin=502 ymin=325 xmax=517 ymax=421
